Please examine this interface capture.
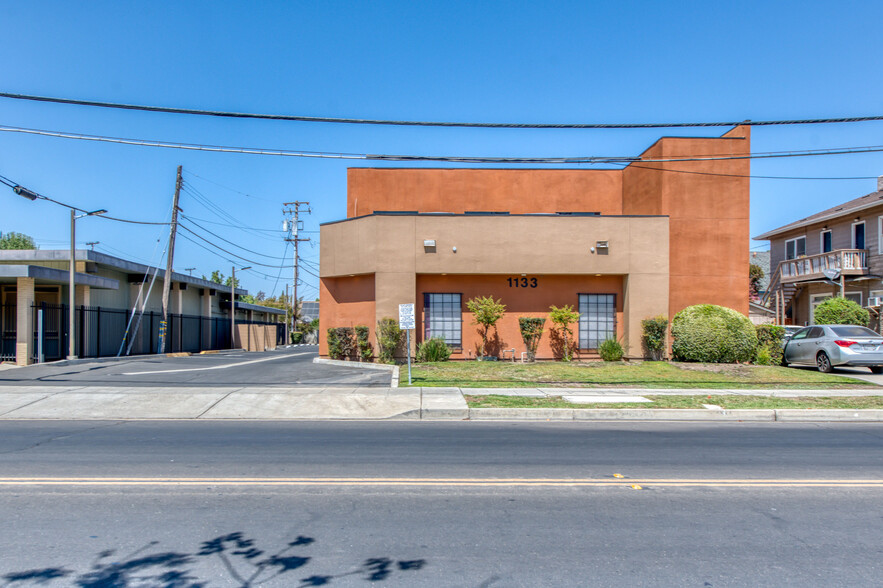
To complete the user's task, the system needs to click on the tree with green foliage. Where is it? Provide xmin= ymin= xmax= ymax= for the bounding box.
xmin=376 ymin=318 xmax=404 ymax=364
xmin=0 ymin=232 xmax=37 ymax=250
xmin=518 ymin=317 xmax=545 ymax=361
xmin=466 ymin=296 xmax=507 ymax=358
xmin=671 ymin=304 xmax=757 ymax=363
xmin=813 ymin=296 xmax=870 ymax=326
xmin=641 ymin=315 xmax=668 ymax=360
xmin=549 ymin=305 xmax=580 ymax=361
xmin=749 ymin=263 xmax=765 ymax=301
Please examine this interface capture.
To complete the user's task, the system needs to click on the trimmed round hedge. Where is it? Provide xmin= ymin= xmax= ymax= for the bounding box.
xmin=813 ymin=296 xmax=869 ymax=326
xmin=671 ymin=304 xmax=757 ymax=363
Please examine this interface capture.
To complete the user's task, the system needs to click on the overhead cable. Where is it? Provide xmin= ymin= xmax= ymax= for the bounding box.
xmin=4 ymin=123 xmax=883 ymax=165
xmin=2 ymin=91 xmax=882 ymax=129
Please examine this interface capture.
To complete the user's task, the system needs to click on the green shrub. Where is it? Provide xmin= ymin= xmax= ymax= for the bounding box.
xmin=755 ymin=345 xmax=773 ymax=366
xmin=813 ymin=297 xmax=870 ymax=326
xmin=549 ymin=305 xmax=580 ymax=361
xmin=326 ymin=327 xmax=355 ymax=360
xmin=291 ymin=331 xmax=303 ymax=344
xmin=416 ymin=337 xmax=452 ymax=362
xmin=754 ymin=324 xmax=784 ymax=365
xmin=598 ymin=338 xmax=624 ymax=361
xmin=326 ymin=328 xmax=342 ymax=359
xmin=518 ymin=317 xmax=545 ymax=361
xmin=641 ymin=315 xmax=668 ymax=360
xmin=355 ymin=325 xmax=373 ymax=362
xmin=671 ymin=304 xmax=757 ymax=363
xmin=377 ymin=318 xmax=404 ymax=364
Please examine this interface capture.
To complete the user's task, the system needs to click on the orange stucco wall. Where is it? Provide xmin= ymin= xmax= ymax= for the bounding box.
xmin=318 ymin=274 xmax=376 ymax=356
xmin=347 ymin=168 xmax=623 ymax=217
xmin=622 ymin=125 xmax=750 ymax=318
xmin=416 ymin=274 xmax=623 ymax=360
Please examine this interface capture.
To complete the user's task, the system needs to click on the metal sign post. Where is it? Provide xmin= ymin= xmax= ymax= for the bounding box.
xmin=399 ymin=303 xmax=415 ymax=385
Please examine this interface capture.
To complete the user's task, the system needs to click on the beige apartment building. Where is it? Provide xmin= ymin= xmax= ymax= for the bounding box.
xmin=755 ymin=177 xmax=883 ymax=326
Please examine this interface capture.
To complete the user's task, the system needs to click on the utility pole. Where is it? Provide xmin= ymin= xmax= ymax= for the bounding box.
xmin=285 ymin=283 xmax=290 ymax=346
xmin=158 ymin=165 xmax=183 ymax=353
xmin=86 ymin=241 xmax=99 ymax=251
xmin=185 ymin=267 xmax=196 ymax=276
xmin=283 ymin=201 xmax=310 ymax=339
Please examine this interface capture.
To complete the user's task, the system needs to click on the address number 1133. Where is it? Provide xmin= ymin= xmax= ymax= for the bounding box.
xmin=507 ymin=277 xmax=538 ymax=288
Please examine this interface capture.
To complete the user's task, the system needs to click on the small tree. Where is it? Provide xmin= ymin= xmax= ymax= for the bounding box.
xmin=0 ymin=232 xmax=37 ymax=250
xmin=466 ymin=296 xmax=506 ymax=358
xmin=813 ymin=296 xmax=870 ymax=326
xmin=355 ymin=325 xmax=373 ymax=362
xmin=641 ymin=315 xmax=668 ymax=360
xmin=749 ymin=263 xmax=765 ymax=301
xmin=376 ymin=318 xmax=404 ymax=364
xmin=549 ymin=305 xmax=580 ymax=361
xmin=518 ymin=317 xmax=545 ymax=361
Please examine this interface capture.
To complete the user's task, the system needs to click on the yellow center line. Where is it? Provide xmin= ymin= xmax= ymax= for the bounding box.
xmin=0 ymin=477 xmax=881 ymax=487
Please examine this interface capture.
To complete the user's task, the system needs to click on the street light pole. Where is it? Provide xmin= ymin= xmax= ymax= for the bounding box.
xmin=69 ymin=209 xmax=76 ymax=359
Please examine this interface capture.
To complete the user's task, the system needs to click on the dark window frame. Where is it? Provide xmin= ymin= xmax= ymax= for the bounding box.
xmin=423 ymin=293 xmax=463 ymax=348
xmin=577 ymin=293 xmax=617 ymax=351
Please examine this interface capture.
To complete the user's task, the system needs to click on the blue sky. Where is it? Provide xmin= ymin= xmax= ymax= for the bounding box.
xmin=2 ymin=1 xmax=882 ymax=299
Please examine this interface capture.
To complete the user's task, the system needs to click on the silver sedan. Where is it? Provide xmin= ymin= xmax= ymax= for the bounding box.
xmin=782 ymin=325 xmax=883 ymax=373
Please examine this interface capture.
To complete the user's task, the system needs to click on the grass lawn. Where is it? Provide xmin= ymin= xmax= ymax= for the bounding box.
xmin=402 ymin=360 xmax=877 ymax=389
xmin=466 ymin=394 xmax=883 ymax=409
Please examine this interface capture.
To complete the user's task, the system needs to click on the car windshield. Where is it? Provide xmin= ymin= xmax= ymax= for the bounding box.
xmin=829 ymin=326 xmax=880 ymax=338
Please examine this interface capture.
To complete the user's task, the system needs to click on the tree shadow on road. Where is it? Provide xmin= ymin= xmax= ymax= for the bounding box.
xmin=2 ymin=531 xmax=426 ymax=587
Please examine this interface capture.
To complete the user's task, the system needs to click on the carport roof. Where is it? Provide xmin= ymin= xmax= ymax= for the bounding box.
xmin=0 ymin=249 xmax=246 ymax=295
xmin=0 ymin=264 xmax=119 ymax=289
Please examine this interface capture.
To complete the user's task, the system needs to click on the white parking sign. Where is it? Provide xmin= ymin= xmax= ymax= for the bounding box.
xmin=399 ymin=303 xmax=416 ymax=329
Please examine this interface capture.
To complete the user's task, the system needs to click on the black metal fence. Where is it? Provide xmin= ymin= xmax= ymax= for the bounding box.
xmin=1 ymin=303 xmax=15 ymax=362
xmin=18 ymin=303 xmax=282 ymax=362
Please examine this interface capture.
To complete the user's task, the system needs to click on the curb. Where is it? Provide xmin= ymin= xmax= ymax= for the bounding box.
xmin=312 ymin=357 xmax=400 ymax=387
xmin=467 ymin=408 xmax=883 ymax=421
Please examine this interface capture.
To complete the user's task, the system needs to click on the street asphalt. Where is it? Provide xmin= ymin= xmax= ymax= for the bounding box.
xmin=0 ymin=345 xmax=392 ymax=388
xmin=0 ymin=421 xmax=880 ymax=586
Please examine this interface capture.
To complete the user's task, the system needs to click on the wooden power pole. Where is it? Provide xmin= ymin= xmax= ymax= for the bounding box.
xmin=158 ymin=165 xmax=183 ymax=353
xmin=283 ymin=201 xmax=310 ymax=337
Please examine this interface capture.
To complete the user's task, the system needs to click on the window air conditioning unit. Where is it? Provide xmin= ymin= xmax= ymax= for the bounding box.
xmin=867 ymin=297 xmax=883 ymax=307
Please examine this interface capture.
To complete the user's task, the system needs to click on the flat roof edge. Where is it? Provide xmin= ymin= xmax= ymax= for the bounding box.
xmin=320 ymin=212 xmax=670 ymax=227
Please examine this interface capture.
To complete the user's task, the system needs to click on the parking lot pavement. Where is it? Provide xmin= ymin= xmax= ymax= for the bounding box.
xmin=823 ymin=365 xmax=883 ymax=385
xmin=0 ymin=346 xmax=392 ymax=388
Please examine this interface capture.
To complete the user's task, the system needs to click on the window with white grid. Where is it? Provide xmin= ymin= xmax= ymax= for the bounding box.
xmin=578 ymin=294 xmax=616 ymax=349
xmin=424 ymin=293 xmax=462 ymax=346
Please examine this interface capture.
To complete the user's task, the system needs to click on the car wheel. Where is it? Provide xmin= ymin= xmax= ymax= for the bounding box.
xmin=870 ymin=366 xmax=883 ymax=374
xmin=817 ymin=352 xmax=833 ymax=373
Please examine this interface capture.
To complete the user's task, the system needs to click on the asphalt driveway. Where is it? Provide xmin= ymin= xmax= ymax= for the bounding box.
xmin=0 ymin=346 xmax=392 ymax=388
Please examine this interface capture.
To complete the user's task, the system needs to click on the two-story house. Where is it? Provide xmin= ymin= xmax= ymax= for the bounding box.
xmin=754 ymin=177 xmax=883 ymax=327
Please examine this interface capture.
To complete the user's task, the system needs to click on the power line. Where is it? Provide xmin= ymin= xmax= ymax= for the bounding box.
xmin=4 ymin=123 xmax=883 ymax=165
xmin=1 ymin=169 xmax=170 ymax=225
xmin=3 ymin=91 xmax=882 ymax=129
xmin=181 ymin=214 xmax=291 ymax=260
xmin=177 ymin=223 xmax=290 ymax=269
xmin=184 ymin=170 xmax=276 ymax=202
xmin=176 ymin=232 xmax=292 ymax=280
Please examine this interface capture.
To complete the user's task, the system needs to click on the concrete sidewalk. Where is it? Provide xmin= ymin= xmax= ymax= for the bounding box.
xmin=0 ymin=384 xmax=882 ymax=421
xmin=0 ymin=385 xmax=466 ymax=420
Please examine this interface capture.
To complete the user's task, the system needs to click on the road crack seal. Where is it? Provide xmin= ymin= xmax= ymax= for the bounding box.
xmin=0 ymin=420 xmax=126 ymax=455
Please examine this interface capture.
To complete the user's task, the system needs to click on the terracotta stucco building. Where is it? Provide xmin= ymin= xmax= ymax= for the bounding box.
xmin=320 ymin=126 xmax=750 ymax=360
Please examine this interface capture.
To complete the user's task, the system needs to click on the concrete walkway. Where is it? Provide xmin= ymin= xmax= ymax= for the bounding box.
xmin=0 ymin=384 xmax=881 ymax=421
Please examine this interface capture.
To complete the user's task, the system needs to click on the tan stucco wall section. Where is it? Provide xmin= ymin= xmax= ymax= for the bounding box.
xmin=320 ymin=215 xmax=669 ymax=358
xmin=16 ymin=277 xmax=35 ymax=366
